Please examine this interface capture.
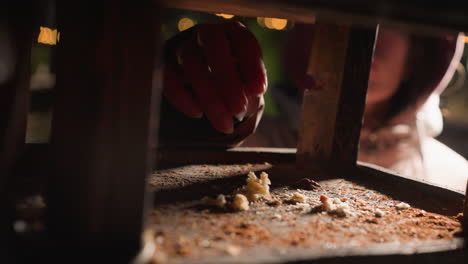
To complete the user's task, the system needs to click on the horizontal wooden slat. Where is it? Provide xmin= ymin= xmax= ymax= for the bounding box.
xmin=162 ymin=0 xmax=468 ymax=35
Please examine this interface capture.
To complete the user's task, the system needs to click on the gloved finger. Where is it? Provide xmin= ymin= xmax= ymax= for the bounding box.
xmin=180 ymin=39 xmax=234 ymax=134
xmin=163 ymin=61 xmax=203 ymax=118
xmin=225 ymin=21 xmax=267 ymax=96
xmin=196 ymin=23 xmax=248 ymax=116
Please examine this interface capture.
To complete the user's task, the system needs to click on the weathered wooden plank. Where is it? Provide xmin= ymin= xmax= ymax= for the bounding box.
xmin=296 ymin=23 xmax=376 ymax=169
xmin=48 ymin=0 xmax=161 ymax=255
xmin=296 ymin=22 xmax=350 ymax=167
xmin=0 ymin=2 xmax=33 ymax=194
xmin=332 ymin=27 xmax=376 ymax=166
xmin=0 ymin=2 xmax=33 ymax=260
xmin=161 ymin=0 xmax=468 ymax=35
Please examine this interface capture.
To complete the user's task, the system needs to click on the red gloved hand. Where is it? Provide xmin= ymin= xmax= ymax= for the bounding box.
xmin=163 ymin=21 xmax=267 ymax=134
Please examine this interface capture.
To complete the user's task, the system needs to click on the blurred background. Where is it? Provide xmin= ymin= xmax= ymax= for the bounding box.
xmin=27 ymin=8 xmax=468 ymax=158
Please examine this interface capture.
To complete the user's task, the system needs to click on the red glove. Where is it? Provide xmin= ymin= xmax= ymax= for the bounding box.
xmin=163 ymin=21 xmax=267 ymax=134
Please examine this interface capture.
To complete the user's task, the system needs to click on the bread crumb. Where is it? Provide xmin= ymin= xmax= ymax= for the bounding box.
xmin=272 ymin=214 xmax=282 ymax=220
xmin=237 ymin=171 xmax=271 ymax=202
xmin=320 ymin=195 xmax=354 ymax=217
xmin=292 ymin=178 xmax=321 ymax=190
xmin=225 ymin=245 xmax=242 ymax=256
xmin=175 ymin=237 xmax=191 ymax=256
xmin=232 ymin=194 xmax=250 ymax=211
xmin=202 ymin=194 xmax=226 ymax=208
xmin=200 ymin=239 xmax=211 ymax=248
xmin=290 ymin=192 xmax=306 ymax=203
xmin=267 ymin=199 xmax=282 ymax=207
xmin=396 ymin=202 xmax=411 ymax=210
xmin=374 ymin=209 xmax=385 ymax=217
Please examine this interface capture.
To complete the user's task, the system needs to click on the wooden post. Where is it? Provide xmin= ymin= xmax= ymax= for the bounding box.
xmin=297 ymin=22 xmax=350 ymax=167
xmin=48 ymin=0 xmax=161 ymax=257
xmin=0 ymin=3 xmax=33 ymax=259
xmin=297 ymin=22 xmax=376 ymax=169
xmin=332 ymin=26 xmax=377 ymax=166
xmin=0 ymin=3 xmax=33 ymax=195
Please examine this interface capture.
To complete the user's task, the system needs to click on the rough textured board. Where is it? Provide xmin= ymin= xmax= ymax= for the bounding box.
xmin=148 ymin=164 xmax=465 ymax=263
xmin=48 ymin=0 xmax=161 ymax=253
xmin=162 ymin=0 xmax=468 ymax=35
xmin=297 ymin=23 xmax=350 ymax=167
xmin=332 ymin=27 xmax=376 ymax=166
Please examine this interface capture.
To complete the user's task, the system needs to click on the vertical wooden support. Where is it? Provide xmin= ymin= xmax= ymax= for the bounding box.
xmin=297 ymin=22 xmax=376 ymax=169
xmin=0 ymin=3 xmax=33 ymax=259
xmin=0 ymin=3 xmax=33 ymax=196
xmin=297 ymin=23 xmax=350 ymax=167
xmin=48 ymin=0 xmax=161 ymax=257
xmin=332 ymin=26 xmax=377 ymax=166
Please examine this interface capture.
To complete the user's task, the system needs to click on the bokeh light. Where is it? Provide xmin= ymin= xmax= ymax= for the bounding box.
xmin=178 ymin=17 xmax=196 ymax=32
xmin=37 ymin=27 xmax=59 ymax=45
xmin=258 ymin=18 xmax=288 ymax=30
xmin=257 ymin=17 xmax=265 ymax=27
xmin=216 ymin=13 xmax=234 ymax=19
xmin=271 ymin=18 xmax=287 ymax=30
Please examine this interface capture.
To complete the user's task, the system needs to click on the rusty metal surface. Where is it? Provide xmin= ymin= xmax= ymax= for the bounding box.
xmin=148 ymin=163 xmax=466 ymax=263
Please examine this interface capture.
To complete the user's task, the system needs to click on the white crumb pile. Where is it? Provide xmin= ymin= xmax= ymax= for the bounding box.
xmin=201 ymin=171 xmax=271 ymax=211
xmin=395 ymin=202 xmax=411 ymax=210
xmin=319 ymin=195 xmax=355 ymax=217
xmin=232 ymin=194 xmax=249 ymax=211
xmin=236 ymin=171 xmax=272 ymax=202
xmin=290 ymin=192 xmax=306 ymax=203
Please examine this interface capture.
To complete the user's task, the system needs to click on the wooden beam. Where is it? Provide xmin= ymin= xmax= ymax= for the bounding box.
xmin=161 ymin=0 xmax=468 ymax=35
xmin=48 ymin=0 xmax=161 ymax=255
xmin=332 ymin=27 xmax=376 ymax=166
xmin=297 ymin=23 xmax=376 ymax=169
xmin=0 ymin=2 xmax=33 ymax=259
xmin=296 ymin=22 xmax=350 ymax=167
xmin=0 ymin=3 xmax=33 ymax=194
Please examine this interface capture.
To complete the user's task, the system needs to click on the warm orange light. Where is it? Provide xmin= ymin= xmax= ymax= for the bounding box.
xmin=264 ymin=18 xmax=274 ymax=29
xmin=257 ymin=17 xmax=265 ymax=28
xmin=216 ymin=13 xmax=234 ymax=19
xmin=37 ymin=27 xmax=59 ymax=45
xmin=271 ymin=18 xmax=287 ymax=30
xmin=464 ymin=36 xmax=468 ymax=43
xmin=178 ymin=18 xmax=196 ymax=32
xmin=262 ymin=18 xmax=288 ymax=30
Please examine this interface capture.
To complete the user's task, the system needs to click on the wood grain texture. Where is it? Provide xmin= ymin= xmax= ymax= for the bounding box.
xmin=297 ymin=22 xmax=350 ymax=167
xmin=48 ymin=0 xmax=161 ymax=253
xmin=162 ymin=0 xmax=468 ymax=35
xmin=332 ymin=27 xmax=376 ymax=166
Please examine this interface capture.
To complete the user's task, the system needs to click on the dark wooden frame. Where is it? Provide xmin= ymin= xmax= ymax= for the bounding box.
xmin=2 ymin=0 xmax=467 ymax=261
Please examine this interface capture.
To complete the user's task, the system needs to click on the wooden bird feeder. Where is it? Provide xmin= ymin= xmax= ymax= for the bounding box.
xmin=1 ymin=0 xmax=467 ymax=263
